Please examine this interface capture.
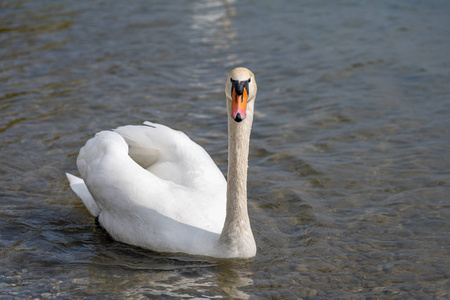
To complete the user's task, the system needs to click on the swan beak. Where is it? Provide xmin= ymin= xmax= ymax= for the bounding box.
xmin=231 ymin=80 xmax=249 ymax=122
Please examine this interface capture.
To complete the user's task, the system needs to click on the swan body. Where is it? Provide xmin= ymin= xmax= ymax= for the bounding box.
xmin=67 ymin=68 xmax=257 ymax=258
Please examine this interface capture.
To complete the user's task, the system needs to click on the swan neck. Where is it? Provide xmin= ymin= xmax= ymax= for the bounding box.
xmin=218 ymin=100 xmax=256 ymax=257
xmin=226 ymin=117 xmax=251 ymax=210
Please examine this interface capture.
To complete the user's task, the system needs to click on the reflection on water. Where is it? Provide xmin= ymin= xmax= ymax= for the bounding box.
xmin=84 ymin=246 xmax=254 ymax=299
xmin=1 ymin=0 xmax=449 ymax=298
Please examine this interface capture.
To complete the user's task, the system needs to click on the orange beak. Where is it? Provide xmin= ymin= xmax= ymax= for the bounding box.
xmin=231 ymin=84 xmax=248 ymax=122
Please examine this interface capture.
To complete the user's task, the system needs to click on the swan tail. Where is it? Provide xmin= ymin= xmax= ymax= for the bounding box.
xmin=66 ymin=173 xmax=101 ymax=217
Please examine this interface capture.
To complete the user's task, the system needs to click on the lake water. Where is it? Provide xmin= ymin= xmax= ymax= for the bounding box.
xmin=1 ymin=0 xmax=449 ymax=298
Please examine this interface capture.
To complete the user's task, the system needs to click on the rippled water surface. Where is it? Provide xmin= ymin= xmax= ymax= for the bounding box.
xmin=1 ymin=0 xmax=450 ymax=298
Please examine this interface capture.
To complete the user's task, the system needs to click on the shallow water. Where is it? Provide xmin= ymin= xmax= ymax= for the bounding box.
xmin=1 ymin=0 xmax=449 ymax=298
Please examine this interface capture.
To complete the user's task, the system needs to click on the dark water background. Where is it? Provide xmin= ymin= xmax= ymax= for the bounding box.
xmin=1 ymin=0 xmax=449 ymax=298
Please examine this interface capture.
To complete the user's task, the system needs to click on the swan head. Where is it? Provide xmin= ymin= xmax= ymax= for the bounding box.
xmin=225 ymin=67 xmax=257 ymax=123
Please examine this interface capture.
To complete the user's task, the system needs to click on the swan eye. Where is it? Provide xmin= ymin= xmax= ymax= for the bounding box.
xmin=230 ymin=78 xmax=233 ymax=82
xmin=248 ymin=78 xmax=251 ymax=83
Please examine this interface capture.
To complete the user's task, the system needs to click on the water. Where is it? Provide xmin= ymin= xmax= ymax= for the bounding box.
xmin=1 ymin=0 xmax=449 ymax=298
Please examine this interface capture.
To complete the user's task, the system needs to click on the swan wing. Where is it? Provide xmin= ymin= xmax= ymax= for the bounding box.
xmin=70 ymin=124 xmax=226 ymax=253
xmin=114 ymin=121 xmax=226 ymax=193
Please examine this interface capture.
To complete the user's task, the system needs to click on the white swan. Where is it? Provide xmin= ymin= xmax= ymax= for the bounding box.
xmin=66 ymin=67 xmax=257 ymax=258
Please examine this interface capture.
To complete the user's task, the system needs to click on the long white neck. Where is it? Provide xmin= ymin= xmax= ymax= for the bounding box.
xmin=218 ymin=99 xmax=256 ymax=258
